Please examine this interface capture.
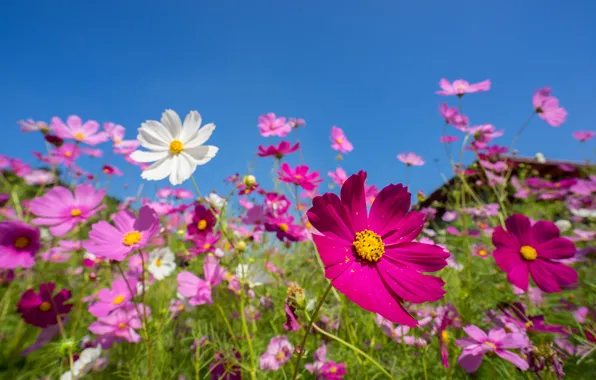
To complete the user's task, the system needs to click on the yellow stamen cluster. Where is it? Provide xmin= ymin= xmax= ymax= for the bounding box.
xmin=39 ymin=302 xmax=51 ymax=312
xmin=441 ymin=330 xmax=449 ymax=342
xmin=353 ymin=229 xmax=384 ymax=262
xmin=169 ymin=140 xmax=184 ymax=155
xmin=478 ymin=249 xmax=488 ymax=256
xmin=74 ymin=133 xmax=85 ymax=140
xmin=118 ymin=322 xmax=127 ymax=330
xmin=336 ymin=138 xmax=343 ymax=144
xmin=123 ymin=231 xmax=142 ymax=246
xmin=279 ymin=223 xmax=289 ymax=232
xmin=113 ymin=295 xmax=125 ymax=305
xmin=197 ymin=219 xmax=207 ymax=230
xmin=484 ymin=341 xmax=497 ymax=349
xmin=70 ymin=208 xmax=82 ymax=217
xmin=520 ymin=245 xmax=537 ymax=261
xmin=14 ymin=236 xmax=30 ymax=249
xmin=275 ymin=351 xmax=286 ymax=361
xmin=155 ymin=258 xmax=162 ymax=267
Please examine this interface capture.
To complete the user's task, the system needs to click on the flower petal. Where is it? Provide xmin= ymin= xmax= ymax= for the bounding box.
xmin=184 ymin=146 xmax=218 ymax=165
xmin=161 ymin=109 xmax=182 ymax=139
xmin=307 ymin=193 xmax=355 ymax=242
xmin=141 ymin=157 xmax=173 ymax=182
xmin=340 ymin=171 xmax=368 ymax=232
xmin=505 ymin=214 xmax=531 ymax=245
xmin=529 ymin=260 xmax=577 ymax=293
xmin=383 ymin=242 xmax=449 ymax=272
xmin=495 ymin=349 xmax=529 ymax=371
xmin=368 ymin=183 xmax=411 ymax=236
xmin=129 ymin=150 xmax=168 ymax=163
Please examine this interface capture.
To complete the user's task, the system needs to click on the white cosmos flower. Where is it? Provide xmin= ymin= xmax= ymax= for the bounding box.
xmin=148 ymin=247 xmax=177 ymax=281
xmin=205 ymin=192 xmax=226 ymax=209
xmin=235 ymin=264 xmax=272 ymax=288
xmin=60 ymin=345 xmax=102 ymax=380
xmin=130 ymin=110 xmax=219 ymax=185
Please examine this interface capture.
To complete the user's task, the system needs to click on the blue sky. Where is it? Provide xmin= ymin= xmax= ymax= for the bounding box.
xmin=1 ymin=1 xmax=595 ymax=202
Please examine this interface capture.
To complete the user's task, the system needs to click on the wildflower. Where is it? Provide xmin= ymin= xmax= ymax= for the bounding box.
xmin=532 ymin=87 xmax=567 ymax=127
xmin=472 ymin=244 xmax=490 ymax=259
xmin=305 ymin=344 xmax=327 ymax=376
xmin=17 ymin=283 xmax=72 ymax=328
xmin=60 ymin=345 xmax=102 ymax=380
xmin=498 ymin=302 xmax=567 ymax=335
xmin=50 ymin=142 xmax=81 ymax=167
xmin=397 ymin=152 xmax=425 ymax=166
xmin=328 ymin=168 xmax=348 ymax=186
xmin=18 ymin=119 xmax=50 ymax=133
xmin=440 ymin=135 xmax=459 ymax=143
xmin=320 ymin=361 xmax=347 ymax=379
xmin=442 ymin=211 xmax=458 ymax=222
xmin=84 ymin=206 xmax=160 ymax=262
xmin=283 ymin=302 xmax=301 ymax=331
xmin=264 ymin=192 xmax=291 ymax=216
xmin=88 ymin=279 xmax=137 ymax=317
xmin=307 ymin=171 xmax=449 ymax=326
xmin=205 ymin=192 xmax=226 ymax=209
xmin=88 ymin=303 xmax=149 ymax=343
xmin=23 ymin=170 xmax=56 ymax=185
xmin=455 ymin=325 xmax=529 ymax=373
xmin=330 ymin=126 xmax=353 ymax=153
xmin=21 ymin=321 xmax=63 ymax=355
xmin=177 ymin=256 xmax=225 ymax=305
xmin=572 ymin=130 xmax=595 ymax=142
xmin=51 ymin=115 xmax=109 ymax=145
xmin=102 ymin=164 xmax=123 ymax=176
xmin=148 ymin=247 xmax=176 ymax=280
xmin=0 ymin=221 xmax=41 ymax=269
xmin=278 ymin=163 xmax=322 ymax=191
xmin=439 ymin=103 xmax=469 ymax=130
xmin=30 ymin=184 xmax=106 ymax=236
xmin=436 ymin=78 xmax=491 ymax=96
xmin=258 ymin=113 xmax=291 ymax=137
xmin=187 ymin=204 xmax=216 ymax=236
xmin=492 ymin=214 xmax=577 ymax=293
xmin=129 ymin=109 xmax=219 ymax=185
xmin=257 ymin=141 xmax=300 ymax=159
xmin=235 ymin=263 xmax=272 ymax=288
xmin=289 ymin=117 xmax=306 ymax=128
xmin=156 ymin=187 xmax=173 ymax=198
xmin=188 ymin=232 xmax=221 ymax=256
xmin=260 ymin=336 xmax=293 ymax=371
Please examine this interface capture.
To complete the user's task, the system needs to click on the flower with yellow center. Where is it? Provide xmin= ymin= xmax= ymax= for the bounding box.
xmin=204 ymin=243 xmax=211 ymax=250
xmin=70 ymin=208 xmax=82 ymax=217
xmin=520 ymin=245 xmax=537 ymax=261
xmin=155 ymin=258 xmax=162 ymax=267
xmin=275 ymin=351 xmax=286 ymax=361
xmin=441 ymin=330 xmax=450 ymax=342
xmin=117 ymin=322 xmax=127 ymax=330
xmin=353 ymin=229 xmax=385 ymax=262
xmin=169 ymin=140 xmax=184 ymax=155
xmin=478 ymin=249 xmax=488 ymax=257
xmin=484 ymin=341 xmax=497 ymax=349
xmin=525 ymin=321 xmax=533 ymax=328
xmin=329 ymin=366 xmax=338 ymax=374
xmin=278 ymin=223 xmax=289 ymax=232
xmin=14 ymin=236 xmax=30 ymax=249
xmin=122 ymin=231 xmax=142 ymax=246
xmin=336 ymin=138 xmax=343 ymax=144
xmin=74 ymin=132 xmax=85 ymax=140
xmin=113 ymin=295 xmax=125 ymax=305
xmin=197 ymin=219 xmax=207 ymax=230
xmin=39 ymin=301 xmax=52 ymax=312
xmin=64 ymin=151 xmax=72 ymax=157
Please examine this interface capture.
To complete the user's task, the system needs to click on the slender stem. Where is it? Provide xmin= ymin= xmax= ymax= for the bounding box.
xmin=139 ymin=252 xmax=153 ymax=380
xmin=508 ymin=112 xmax=536 ymax=154
xmin=291 ymin=283 xmax=333 ymax=380
xmin=239 ymin=296 xmax=256 ymax=380
xmin=215 ymin=304 xmax=239 ymax=349
xmin=54 ymin=306 xmax=75 ymax=379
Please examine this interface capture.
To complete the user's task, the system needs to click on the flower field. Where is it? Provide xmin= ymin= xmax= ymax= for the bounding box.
xmin=0 ymin=79 xmax=594 ymax=380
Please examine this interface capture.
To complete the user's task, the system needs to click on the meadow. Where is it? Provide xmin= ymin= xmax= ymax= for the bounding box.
xmin=0 ymin=79 xmax=594 ymax=379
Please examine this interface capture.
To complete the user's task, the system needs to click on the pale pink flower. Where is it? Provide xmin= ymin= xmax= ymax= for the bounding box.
xmin=397 ymin=152 xmax=425 ymax=166
xmin=436 ymin=79 xmax=491 ymax=96
xmin=258 ymin=113 xmax=291 ymax=137
xmin=330 ymin=126 xmax=353 ymax=153
xmin=51 ymin=116 xmax=109 ymax=145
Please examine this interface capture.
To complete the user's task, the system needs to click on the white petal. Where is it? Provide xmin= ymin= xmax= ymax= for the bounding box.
xmin=141 ymin=157 xmax=173 ymax=181
xmin=142 ymin=120 xmax=172 ymax=144
xmin=168 ymin=154 xmax=195 ymax=185
xmin=184 ymin=123 xmax=216 ymax=148
xmin=180 ymin=111 xmax=202 ymax=143
xmin=138 ymin=122 xmax=171 ymax=151
xmin=161 ymin=109 xmax=182 ymax=139
xmin=129 ymin=150 xmax=168 ymax=163
xmin=185 ymin=145 xmax=218 ymax=165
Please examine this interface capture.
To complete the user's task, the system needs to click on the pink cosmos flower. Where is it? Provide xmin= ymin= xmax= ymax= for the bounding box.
xmin=264 ymin=193 xmax=291 ymax=216
xmin=330 ymin=126 xmax=353 ymax=153
xmin=23 ymin=170 xmax=56 ymax=185
xmin=156 ymin=187 xmax=173 ymax=198
xmin=364 ymin=184 xmax=379 ymax=205
xmin=442 ymin=211 xmax=458 ymax=222
xmin=397 ymin=152 xmax=425 ymax=166
xmin=532 ymin=87 xmax=567 ymax=127
xmin=492 ymin=214 xmax=577 ymax=293
xmin=320 ymin=362 xmax=347 ymax=379
xmin=307 ymin=171 xmax=449 ymax=326
xmin=173 ymin=188 xmax=194 ymax=199
xmin=0 ymin=221 xmax=41 ymax=269
xmin=88 ymin=278 xmax=138 ymax=317
xmin=439 ymin=103 xmax=469 ymax=130
xmin=258 ymin=113 xmax=292 ymax=137
xmin=104 ymin=121 xmax=141 ymax=154
xmin=102 ymin=164 xmax=123 ymax=176
xmin=88 ymin=303 xmax=149 ymax=343
xmin=30 ymin=184 xmax=106 ymax=237
xmin=19 ymin=119 xmax=50 ymax=133
xmin=84 ymin=206 xmax=160 ymax=262
xmin=572 ymin=131 xmax=595 ymax=142
xmin=278 ymin=163 xmax=322 ymax=191
xmin=177 ymin=256 xmax=226 ymax=305
xmin=289 ymin=117 xmax=306 ymax=128
xmin=455 ymin=325 xmax=529 ymax=373
xmin=440 ymin=135 xmax=458 ymax=143
xmin=265 ymin=214 xmax=304 ymax=242
xmin=40 ymin=248 xmax=71 ymax=263
xmin=242 ymin=205 xmax=266 ymax=226
xmin=51 ymin=115 xmax=109 ymax=145
xmin=51 ymin=142 xmax=81 ymax=167
xmin=82 ymin=147 xmax=103 ymax=158
xmin=260 ymin=335 xmax=293 ymax=371
xmin=189 ymin=232 xmax=221 ymax=256
xmin=187 ymin=204 xmax=216 ymax=236
xmin=17 ymin=283 xmax=72 ymax=328
xmin=436 ymin=78 xmax=491 ymax=96
xmin=10 ymin=158 xmax=32 ymax=176
xmin=257 ymin=141 xmax=300 ymax=159
xmin=328 ymin=167 xmax=348 ymax=186
xmin=467 ymin=124 xmax=504 ymax=145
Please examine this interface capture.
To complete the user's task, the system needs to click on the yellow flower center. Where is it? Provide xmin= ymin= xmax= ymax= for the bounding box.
xmin=353 ymin=229 xmax=384 ymax=262
xmin=370 ymin=196 xmax=376 ymax=203
xmin=441 ymin=330 xmax=449 ymax=342
xmin=204 ymin=243 xmax=211 ymax=250
xmin=169 ymin=140 xmax=184 ymax=155
xmin=197 ymin=219 xmax=207 ymax=230
xmin=305 ymin=222 xmax=312 ymax=229
xmin=123 ymin=231 xmax=142 ymax=246
xmin=39 ymin=302 xmax=51 ymax=312
xmin=114 ymin=138 xmax=122 ymax=144
xmin=275 ymin=351 xmax=286 ymax=361
xmin=279 ymin=223 xmax=289 ymax=232
xmin=70 ymin=208 xmax=82 ymax=217
xmin=520 ymin=245 xmax=537 ymax=261
xmin=294 ymin=174 xmax=303 ymax=179
xmin=14 ymin=236 xmax=30 ymax=249
xmin=113 ymin=295 xmax=125 ymax=305
xmin=484 ymin=341 xmax=496 ymax=349
xmin=478 ymin=249 xmax=488 ymax=256
xmin=74 ymin=133 xmax=85 ymax=140
xmin=525 ymin=321 xmax=533 ymax=328
xmin=329 ymin=366 xmax=337 ymax=374
xmin=64 ymin=151 xmax=72 ymax=157
xmin=155 ymin=258 xmax=162 ymax=267
xmin=118 ymin=322 xmax=127 ymax=330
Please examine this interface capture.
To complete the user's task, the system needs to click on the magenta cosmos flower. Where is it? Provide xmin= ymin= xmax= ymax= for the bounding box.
xmin=492 ymin=214 xmax=577 ymax=293
xmin=257 ymin=141 xmax=300 ymax=159
xmin=187 ymin=203 xmax=216 ymax=236
xmin=532 ymin=87 xmax=567 ymax=127
xmin=0 ymin=221 xmax=41 ymax=269
xmin=258 ymin=113 xmax=292 ymax=137
xmin=455 ymin=325 xmax=529 ymax=373
xmin=278 ymin=163 xmax=322 ymax=191
xmin=30 ymin=184 xmax=106 ymax=236
xmin=84 ymin=206 xmax=160 ymax=262
xmin=330 ymin=126 xmax=353 ymax=153
xmin=51 ymin=115 xmax=109 ymax=145
xmin=307 ymin=171 xmax=449 ymax=326
xmin=397 ymin=152 xmax=425 ymax=166
xmin=177 ymin=256 xmax=225 ymax=305
xmin=328 ymin=167 xmax=348 ymax=186
xmin=436 ymin=78 xmax=491 ymax=96
xmin=17 ymin=283 xmax=72 ymax=328
xmin=572 ymin=130 xmax=595 ymax=142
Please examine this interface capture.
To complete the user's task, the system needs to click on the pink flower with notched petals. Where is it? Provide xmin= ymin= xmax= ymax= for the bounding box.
xmin=397 ymin=152 xmax=425 ymax=166
xmin=51 ymin=142 xmax=81 ymax=167
xmin=177 ymin=256 xmax=225 ymax=306
xmin=88 ymin=303 xmax=149 ymax=343
xmin=572 ymin=131 xmax=595 ymax=142
xmin=23 ymin=170 xmax=56 ymax=185
xmin=18 ymin=119 xmax=50 ymax=133
xmin=260 ymin=335 xmax=293 ymax=371
xmin=257 ymin=141 xmax=300 ymax=159
xmin=0 ymin=221 xmax=41 ymax=269
xmin=88 ymin=278 xmax=138 ymax=317
xmin=17 ymin=282 xmax=72 ymax=328
xmin=532 ymin=87 xmax=567 ymax=127
xmin=330 ymin=126 xmax=353 ymax=153
xmin=84 ymin=206 xmax=160 ymax=262
xmin=51 ymin=115 xmax=109 ymax=145
xmin=439 ymin=103 xmax=469 ymax=130
xmin=103 ymin=121 xmax=140 ymax=154
xmin=278 ymin=163 xmax=322 ymax=191
xmin=364 ymin=184 xmax=379 ymax=205
xmin=29 ymin=184 xmax=106 ymax=237
xmin=436 ymin=78 xmax=491 ymax=96
xmin=456 ymin=325 xmax=529 ymax=373
xmin=258 ymin=113 xmax=291 ymax=137
xmin=492 ymin=214 xmax=577 ymax=293
xmin=328 ymin=167 xmax=348 ymax=186
xmin=308 ymin=171 xmax=449 ymax=326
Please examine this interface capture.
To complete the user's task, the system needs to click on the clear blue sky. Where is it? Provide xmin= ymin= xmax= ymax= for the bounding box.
xmin=1 ymin=1 xmax=595 ymax=201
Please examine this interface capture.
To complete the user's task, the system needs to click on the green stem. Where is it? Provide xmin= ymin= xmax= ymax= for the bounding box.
xmin=239 ymin=296 xmax=256 ymax=380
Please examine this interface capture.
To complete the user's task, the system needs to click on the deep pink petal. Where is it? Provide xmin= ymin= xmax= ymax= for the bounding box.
xmin=505 ymin=214 xmax=531 ymax=245
xmin=383 ymin=242 xmax=449 ymax=272
xmin=536 ymin=238 xmax=576 ymax=260
xmin=307 ymin=193 xmax=355 ymax=242
xmin=340 ymin=171 xmax=368 ymax=232
xmin=458 ymin=350 xmax=485 ymax=373
xmin=529 ymin=260 xmax=577 ymax=293
xmin=507 ymin=263 xmax=529 ymax=291
xmin=377 ymin=260 xmax=445 ymax=303
xmin=368 ymin=184 xmax=410 ymax=236
xmin=492 ymin=226 xmax=520 ymax=250
xmin=312 ymin=234 xmax=353 ymax=279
